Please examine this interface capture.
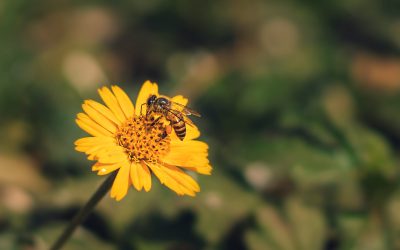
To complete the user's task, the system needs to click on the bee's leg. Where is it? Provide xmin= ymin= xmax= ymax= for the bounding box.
xmin=149 ymin=116 xmax=162 ymax=127
xmin=145 ymin=115 xmax=163 ymax=134
xmin=158 ymin=125 xmax=171 ymax=140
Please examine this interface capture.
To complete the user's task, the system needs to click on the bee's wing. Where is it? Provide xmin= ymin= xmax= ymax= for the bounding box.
xmin=183 ymin=116 xmax=195 ymax=127
xmin=171 ymin=101 xmax=201 ymax=117
xmin=165 ymin=108 xmax=196 ymax=127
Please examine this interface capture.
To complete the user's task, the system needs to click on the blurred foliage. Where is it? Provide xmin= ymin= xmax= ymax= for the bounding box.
xmin=1 ymin=0 xmax=400 ymax=249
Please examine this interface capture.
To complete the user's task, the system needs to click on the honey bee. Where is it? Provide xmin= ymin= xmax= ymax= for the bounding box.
xmin=143 ymin=94 xmax=201 ymax=141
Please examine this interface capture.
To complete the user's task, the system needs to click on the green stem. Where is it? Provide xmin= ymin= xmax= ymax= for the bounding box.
xmin=50 ymin=172 xmax=117 ymax=250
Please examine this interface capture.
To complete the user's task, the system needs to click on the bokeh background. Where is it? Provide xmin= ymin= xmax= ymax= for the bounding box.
xmin=1 ymin=0 xmax=400 ymax=249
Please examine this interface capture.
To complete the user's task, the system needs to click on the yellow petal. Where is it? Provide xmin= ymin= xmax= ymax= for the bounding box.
xmin=129 ymin=162 xmax=152 ymax=191
xmin=168 ymin=139 xmax=208 ymax=152
xmin=150 ymin=166 xmax=189 ymax=195
xmin=162 ymin=140 xmax=212 ymax=174
xmin=92 ymin=162 xmax=121 ymax=175
xmin=130 ymin=162 xmax=142 ymax=191
xmin=74 ymin=137 xmax=115 ymax=153
xmin=186 ymin=123 xmax=201 ymax=140
xmin=139 ymin=162 xmax=152 ymax=192
xmin=181 ymin=164 xmax=212 ymax=175
xmin=77 ymin=113 xmax=113 ymax=136
xmin=86 ymin=100 xmax=120 ymax=125
xmin=163 ymin=164 xmax=200 ymax=192
xmin=146 ymin=162 xmax=199 ymax=196
xmin=135 ymin=81 xmax=159 ymax=116
xmin=75 ymin=136 xmax=114 ymax=146
xmin=87 ymin=144 xmax=122 ymax=154
xmin=82 ymin=103 xmax=117 ymax=133
xmin=110 ymin=162 xmax=130 ymax=201
xmin=75 ymin=144 xmax=111 ymax=155
xmin=171 ymin=95 xmax=188 ymax=107
xmin=98 ymin=87 xmax=126 ymax=122
xmin=111 ymin=85 xmax=135 ymax=118
xmin=76 ymin=118 xmax=108 ymax=137
xmin=97 ymin=150 xmax=127 ymax=164
xmin=87 ymin=154 xmax=98 ymax=161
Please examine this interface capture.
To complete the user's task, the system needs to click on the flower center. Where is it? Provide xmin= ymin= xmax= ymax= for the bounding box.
xmin=115 ymin=116 xmax=170 ymax=163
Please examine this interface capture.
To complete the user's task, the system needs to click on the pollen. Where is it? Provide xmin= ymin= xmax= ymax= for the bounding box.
xmin=115 ymin=116 xmax=170 ymax=163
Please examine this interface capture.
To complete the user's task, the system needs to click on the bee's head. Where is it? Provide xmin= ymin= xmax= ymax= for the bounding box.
xmin=147 ymin=95 xmax=157 ymax=106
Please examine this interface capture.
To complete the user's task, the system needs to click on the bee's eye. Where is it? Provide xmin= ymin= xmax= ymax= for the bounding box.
xmin=147 ymin=95 xmax=156 ymax=105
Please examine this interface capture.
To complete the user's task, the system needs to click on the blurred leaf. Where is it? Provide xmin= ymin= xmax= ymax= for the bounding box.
xmin=338 ymin=212 xmax=367 ymax=249
xmin=353 ymin=212 xmax=386 ymax=250
xmin=37 ymin=224 xmax=114 ymax=250
xmin=246 ymin=197 xmax=326 ymax=250
xmin=0 ymin=233 xmax=14 ymax=250
xmin=235 ymin=136 xmax=352 ymax=189
xmin=286 ymin=197 xmax=326 ymax=250
xmin=385 ymin=191 xmax=400 ymax=249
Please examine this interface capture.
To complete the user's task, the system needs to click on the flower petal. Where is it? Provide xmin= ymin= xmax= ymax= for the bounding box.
xmin=135 ymin=81 xmax=159 ymax=116
xmin=98 ymin=87 xmax=126 ymax=122
xmin=92 ymin=162 xmax=121 ymax=175
xmin=82 ymin=103 xmax=117 ymax=133
xmin=163 ymin=164 xmax=200 ymax=192
xmin=74 ymin=137 xmax=115 ymax=153
xmin=186 ymin=123 xmax=201 ymax=140
xmin=75 ymin=136 xmax=114 ymax=146
xmin=85 ymin=145 xmax=124 ymax=161
xmin=76 ymin=114 xmax=112 ymax=137
xmin=140 ymin=162 xmax=152 ymax=192
xmin=129 ymin=162 xmax=152 ymax=192
xmin=146 ymin=162 xmax=199 ymax=196
xmin=97 ymin=150 xmax=127 ymax=164
xmin=110 ymin=162 xmax=130 ymax=201
xmin=162 ymin=140 xmax=212 ymax=175
xmin=171 ymin=95 xmax=188 ymax=107
xmin=111 ymin=85 xmax=135 ymax=118
xmin=76 ymin=143 xmax=115 ymax=155
xmin=130 ymin=162 xmax=142 ymax=191
xmin=86 ymin=100 xmax=120 ymax=125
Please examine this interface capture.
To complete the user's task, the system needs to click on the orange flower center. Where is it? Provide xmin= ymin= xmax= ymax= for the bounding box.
xmin=115 ymin=116 xmax=170 ymax=163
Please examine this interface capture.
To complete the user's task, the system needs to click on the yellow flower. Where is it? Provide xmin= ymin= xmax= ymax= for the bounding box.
xmin=74 ymin=81 xmax=212 ymax=201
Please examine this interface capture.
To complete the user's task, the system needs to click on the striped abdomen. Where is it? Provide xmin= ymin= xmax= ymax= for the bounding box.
xmin=170 ymin=113 xmax=186 ymax=141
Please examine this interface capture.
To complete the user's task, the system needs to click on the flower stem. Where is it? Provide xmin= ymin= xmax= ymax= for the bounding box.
xmin=50 ymin=172 xmax=117 ymax=250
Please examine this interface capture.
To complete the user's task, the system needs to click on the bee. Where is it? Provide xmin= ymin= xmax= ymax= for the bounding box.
xmin=143 ymin=94 xmax=201 ymax=141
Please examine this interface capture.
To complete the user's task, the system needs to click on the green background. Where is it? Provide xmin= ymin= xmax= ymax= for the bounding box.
xmin=1 ymin=0 xmax=400 ymax=249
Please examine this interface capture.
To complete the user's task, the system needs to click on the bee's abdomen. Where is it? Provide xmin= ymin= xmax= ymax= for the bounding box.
xmin=172 ymin=120 xmax=186 ymax=141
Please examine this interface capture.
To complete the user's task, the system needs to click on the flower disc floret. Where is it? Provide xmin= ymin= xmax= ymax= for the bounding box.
xmin=115 ymin=116 xmax=170 ymax=163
